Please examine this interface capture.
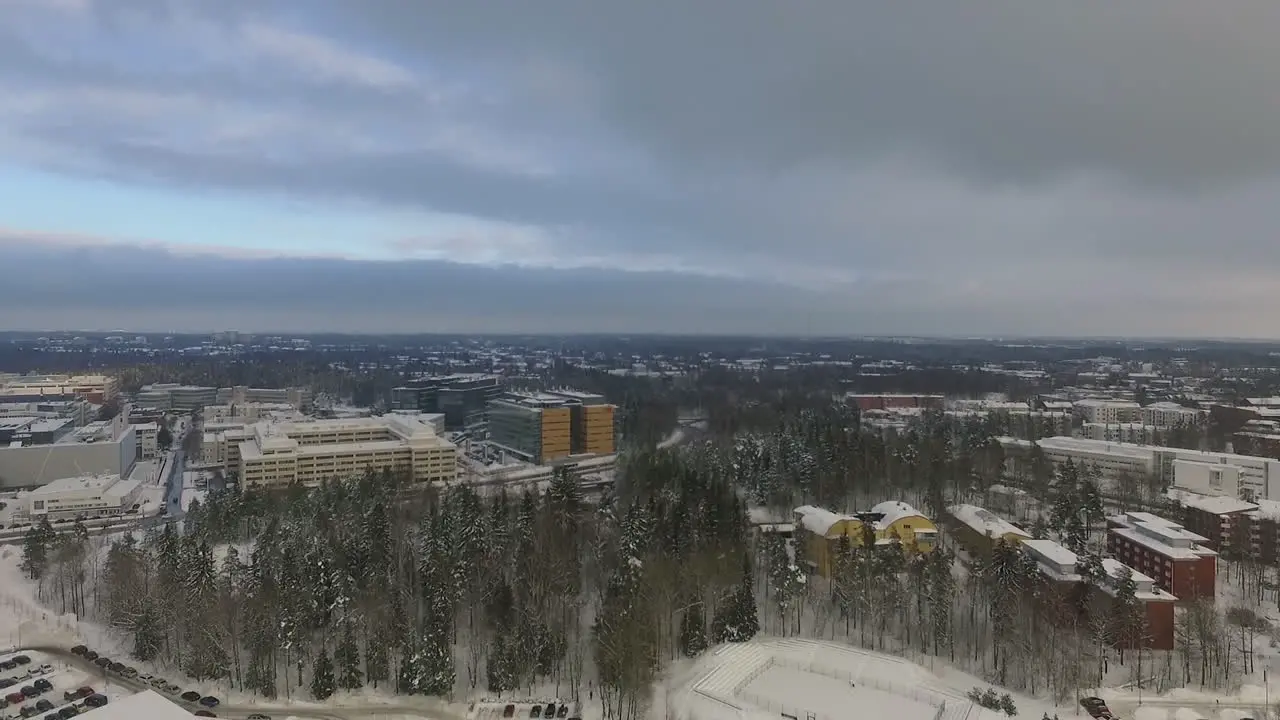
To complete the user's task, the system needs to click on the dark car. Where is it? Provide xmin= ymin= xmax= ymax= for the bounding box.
xmin=83 ymin=695 xmax=108 ymax=709
xmin=0 ymin=661 xmax=16 ymax=671
xmin=181 ymin=691 xmax=202 ymax=703
xmin=195 ymin=712 xmax=216 ymax=718
xmin=1079 ymin=698 xmax=1110 ymax=719
xmin=108 ymin=662 xmax=125 ymax=674
xmin=530 ymin=706 xmax=542 ymax=719
xmin=246 ymin=715 xmax=270 ymax=720
xmin=121 ymin=667 xmax=137 ymax=678
xmin=21 ymin=686 xmax=39 ymax=698
xmin=58 ymin=707 xmax=78 ymax=719
xmin=556 ymin=705 xmax=569 ymax=719
xmin=64 ymin=688 xmax=92 ymax=702
xmin=81 ymin=652 xmax=97 ymax=662
xmin=502 ymin=706 xmax=515 ymax=719
xmin=6 ymin=692 xmax=25 ymax=705
xmin=69 ymin=647 xmax=87 ymax=656
xmin=20 ymin=706 xmax=41 ymax=719
xmin=544 ymin=703 xmax=556 ymax=718
xmin=92 ymin=658 xmax=110 ymax=669
xmin=33 ymin=680 xmax=52 ymax=693
xmin=44 ymin=714 xmax=59 ymax=720
xmin=199 ymin=697 xmax=219 ymax=708
xmin=0 ymin=678 xmax=16 ymax=689
xmin=12 ymin=656 xmax=30 ymax=666
xmin=35 ymin=699 xmax=53 ymax=712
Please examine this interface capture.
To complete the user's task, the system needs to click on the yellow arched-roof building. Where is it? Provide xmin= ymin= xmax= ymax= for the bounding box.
xmin=793 ymin=501 xmax=937 ymax=577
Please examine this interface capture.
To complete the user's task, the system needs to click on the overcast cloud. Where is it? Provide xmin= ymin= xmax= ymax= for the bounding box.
xmin=2 ymin=0 xmax=1280 ymax=336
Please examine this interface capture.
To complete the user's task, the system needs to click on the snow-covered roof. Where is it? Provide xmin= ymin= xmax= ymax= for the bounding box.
xmin=869 ymin=500 xmax=926 ymax=528
xmin=948 ymin=504 xmax=1030 ymax=541
xmin=794 ymin=505 xmax=851 ymax=537
xmin=84 ymin=691 xmax=193 ymax=720
xmin=1171 ymin=490 xmax=1257 ymax=516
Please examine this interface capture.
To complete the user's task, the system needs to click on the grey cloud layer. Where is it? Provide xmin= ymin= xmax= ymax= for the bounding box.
xmin=3 ymin=0 xmax=1280 ymax=336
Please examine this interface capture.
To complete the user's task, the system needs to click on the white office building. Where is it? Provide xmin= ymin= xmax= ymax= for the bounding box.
xmin=1142 ymin=402 xmax=1206 ymax=428
xmin=1084 ymin=422 xmax=1162 ymax=444
xmin=0 ymin=414 xmax=136 ymax=489
xmin=26 ymin=473 xmax=144 ymax=521
xmin=1073 ymin=399 xmax=1142 ymax=425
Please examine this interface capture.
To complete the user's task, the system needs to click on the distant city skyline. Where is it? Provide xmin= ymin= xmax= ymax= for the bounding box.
xmin=4 ymin=1 xmax=1280 ymax=336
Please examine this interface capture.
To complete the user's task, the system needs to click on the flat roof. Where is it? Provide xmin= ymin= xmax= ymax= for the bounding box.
xmin=33 ymin=473 xmax=122 ymax=495
xmin=1174 ymin=491 xmax=1258 ymax=515
xmin=1021 ymin=538 xmax=1078 ymax=567
xmin=948 ymin=504 xmax=1030 ymax=540
xmin=84 ymin=690 xmax=192 ymax=720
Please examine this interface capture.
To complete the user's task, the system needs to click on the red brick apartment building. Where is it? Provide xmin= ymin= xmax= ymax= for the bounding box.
xmin=846 ymin=394 xmax=945 ymax=412
xmin=1020 ymin=539 xmax=1174 ymax=649
xmin=1177 ymin=492 xmax=1280 ymax=565
xmin=1106 ymin=511 xmax=1218 ymax=600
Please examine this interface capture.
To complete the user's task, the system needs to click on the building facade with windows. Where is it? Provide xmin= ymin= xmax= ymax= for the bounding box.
xmin=25 ymin=473 xmax=144 ymax=521
xmin=1105 ymin=511 xmax=1217 ymax=600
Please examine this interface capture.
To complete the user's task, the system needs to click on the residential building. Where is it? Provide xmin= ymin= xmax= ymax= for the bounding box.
xmin=793 ymin=501 xmax=936 ymax=576
xmin=999 ymin=436 xmax=1156 ymax=486
xmin=0 ymin=413 xmax=136 ymax=489
xmin=1083 ymin=423 xmax=1162 ymax=444
xmin=207 ymin=414 xmax=458 ymax=488
xmin=25 ymin=473 xmax=144 ymax=521
xmin=1088 ymin=559 xmax=1176 ymax=651
xmin=215 ymin=385 xmax=312 ymax=410
xmin=0 ymin=398 xmax=93 ymax=427
xmin=946 ymin=504 xmax=1031 ymax=557
xmin=1105 ymin=511 xmax=1217 ymax=600
xmin=846 ymin=394 xmax=944 ymax=412
xmin=1142 ymin=402 xmax=1206 ymax=428
xmin=1020 ymin=539 xmax=1089 ymax=624
xmin=1073 ymin=399 xmax=1142 ymax=425
xmin=0 ymin=374 xmax=119 ymax=404
xmin=1175 ymin=491 xmax=1259 ymax=557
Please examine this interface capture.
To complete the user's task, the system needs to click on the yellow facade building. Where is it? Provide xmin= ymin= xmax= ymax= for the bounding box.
xmin=794 ymin=501 xmax=937 ymax=577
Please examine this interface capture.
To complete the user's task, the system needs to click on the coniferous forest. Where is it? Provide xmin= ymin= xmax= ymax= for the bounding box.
xmin=18 ymin=405 xmax=1270 ymax=719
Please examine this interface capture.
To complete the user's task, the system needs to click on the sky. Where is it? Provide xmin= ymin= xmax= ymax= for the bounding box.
xmin=3 ymin=0 xmax=1280 ymax=336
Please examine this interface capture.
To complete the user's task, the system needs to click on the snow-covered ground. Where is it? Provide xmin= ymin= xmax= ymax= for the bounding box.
xmin=665 ymin=638 xmax=1048 ymax=720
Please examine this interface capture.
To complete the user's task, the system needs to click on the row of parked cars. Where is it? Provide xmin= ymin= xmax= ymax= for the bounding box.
xmin=0 ymin=653 xmax=106 ymax=720
xmin=69 ymin=647 xmax=220 ymax=717
xmin=501 ymin=702 xmax=575 ymax=719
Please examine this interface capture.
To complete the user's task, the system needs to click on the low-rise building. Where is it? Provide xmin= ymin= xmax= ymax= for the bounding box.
xmin=215 ymin=385 xmax=313 ymax=410
xmin=1083 ymin=423 xmax=1162 ymax=445
xmin=1106 ymin=511 xmax=1217 ymax=600
xmin=135 ymin=384 xmax=218 ymax=411
xmin=794 ymin=501 xmax=936 ymax=576
xmin=1142 ymin=402 xmax=1206 ymax=429
xmin=946 ymin=504 xmax=1031 ymax=557
xmin=1074 ymin=399 xmax=1142 ymax=425
xmin=1090 ymin=559 xmax=1176 ymax=651
xmin=25 ymin=473 xmax=144 ymax=521
xmin=846 ymin=394 xmax=945 ymax=412
xmin=134 ymin=422 xmax=160 ymax=459
xmin=0 ymin=374 xmax=119 ymax=404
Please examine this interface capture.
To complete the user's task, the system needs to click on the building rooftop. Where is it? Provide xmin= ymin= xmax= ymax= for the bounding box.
xmin=85 ymin=690 xmax=193 ymax=720
xmin=948 ymin=504 xmax=1030 ymax=540
xmin=32 ymin=473 xmax=122 ymax=495
xmin=1172 ymin=490 xmax=1258 ymax=516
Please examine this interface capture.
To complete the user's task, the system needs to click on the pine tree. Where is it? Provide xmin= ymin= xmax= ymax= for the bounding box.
xmin=711 ymin=555 xmax=759 ymax=643
xmin=335 ymin=624 xmax=363 ymax=690
xmin=311 ymin=648 xmax=336 ymax=700
xmin=678 ymin=603 xmax=708 ymax=657
xmin=20 ymin=520 xmax=54 ymax=580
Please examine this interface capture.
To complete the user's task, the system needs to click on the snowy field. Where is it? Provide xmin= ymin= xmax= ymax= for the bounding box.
xmin=666 ymin=638 xmax=1029 ymax=720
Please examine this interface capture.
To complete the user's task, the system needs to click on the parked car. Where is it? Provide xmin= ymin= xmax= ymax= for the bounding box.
xmin=148 ymin=678 xmax=166 ymax=689
xmin=0 ymin=661 xmax=16 ymax=671
xmin=163 ymin=684 xmax=181 ymax=695
xmin=502 ymin=705 xmax=515 ymax=718
xmin=80 ymin=652 xmax=97 ymax=662
xmin=556 ymin=705 xmax=569 ymax=719
xmin=530 ymin=706 xmax=542 ymax=719
xmin=36 ymin=667 xmax=52 ymax=677
xmin=34 ymin=700 xmax=53 ymax=713
xmin=1080 ymin=698 xmax=1110 ymax=719
xmin=138 ymin=674 xmax=153 ymax=683
xmin=12 ymin=657 xmax=30 ymax=666
xmin=63 ymin=688 xmax=91 ymax=702
xmin=57 ymin=707 xmax=78 ymax=719
xmin=198 ymin=697 xmax=219 ymax=708
xmin=180 ymin=691 xmax=202 ymax=703
xmin=121 ymin=667 xmax=137 ymax=678
xmin=194 ymin=712 xmax=216 ymax=718
xmin=20 ymin=705 xmax=41 ymax=718
xmin=20 ymin=686 xmax=39 ymax=699
xmin=83 ymin=695 xmax=108 ymax=709
xmin=44 ymin=713 xmax=59 ymax=720
xmin=91 ymin=659 xmax=110 ymax=669
xmin=0 ymin=679 xmax=16 ymax=690
xmin=543 ymin=703 xmax=556 ymax=718
xmin=246 ymin=714 xmax=270 ymax=720
xmin=68 ymin=648 xmax=86 ymax=657
xmin=4 ymin=693 xmax=23 ymax=705
xmin=32 ymin=680 xmax=52 ymax=693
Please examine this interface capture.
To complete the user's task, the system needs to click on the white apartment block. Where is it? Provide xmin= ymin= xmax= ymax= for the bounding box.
xmin=1142 ymin=402 xmax=1206 ymax=428
xmin=0 ymin=374 xmax=119 ymax=403
xmin=1073 ymin=399 xmax=1142 ymax=425
xmin=205 ymin=415 xmax=458 ymax=488
xmin=1084 ymin=422 xmax=1162 ymax=444
xmin=26 ymin=473 xmax=143 ymax=521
